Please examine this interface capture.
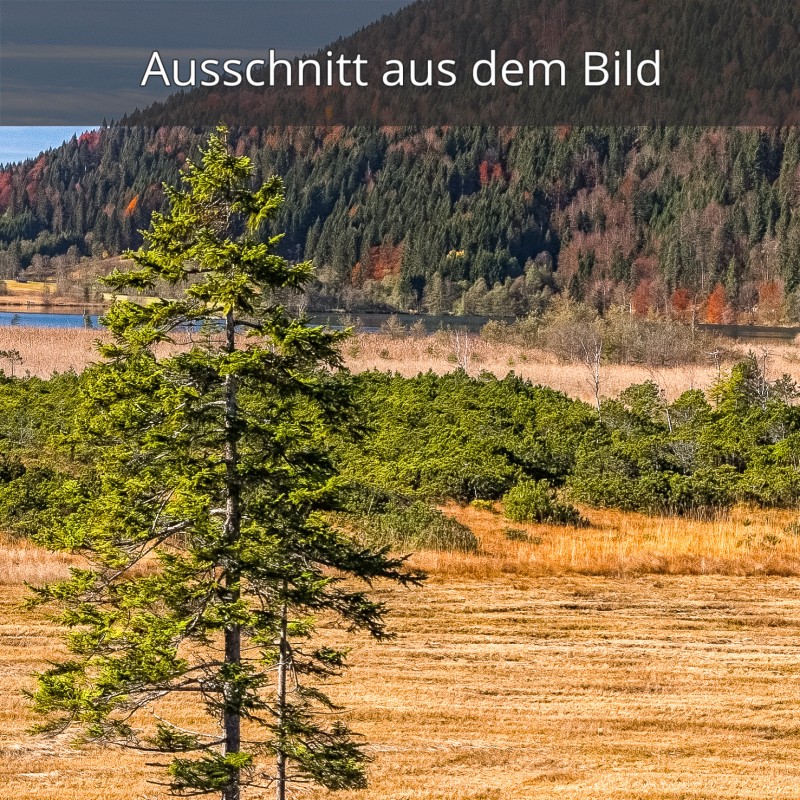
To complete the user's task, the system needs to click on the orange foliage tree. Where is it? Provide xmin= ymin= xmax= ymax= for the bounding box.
xmin=670 ymin=288 xmax=693 ymax=321
xmin=704 ymin=283 xmax=728 ymax=324
xmin=124 ymin=195 xmax=139 ymax=217
xmin=630 ymin=280 xmax=652 ymax=316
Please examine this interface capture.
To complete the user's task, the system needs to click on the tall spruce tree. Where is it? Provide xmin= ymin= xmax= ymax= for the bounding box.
xmin=28 ymin=128 xmax=421 ymax=800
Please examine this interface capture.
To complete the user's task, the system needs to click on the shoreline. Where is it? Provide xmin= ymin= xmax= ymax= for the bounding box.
xmin=0 ymin=301 xmax=107 ymax=311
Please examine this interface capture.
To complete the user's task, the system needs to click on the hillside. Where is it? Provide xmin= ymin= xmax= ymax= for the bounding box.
xmin=3 ymin=0 xmax=800 ymax=319
xmin=3 ymin=125 xmax=800 ymax=321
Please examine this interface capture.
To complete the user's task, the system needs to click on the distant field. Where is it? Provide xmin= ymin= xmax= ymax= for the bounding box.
xmin=0 ymin=280 xmax=94 ymax=309
xmin=1 ymin=326 xmax=797 ymax=404
xmin=4 ymin=508 xmax=800 ymax=799
xmin=3 ymin=280 xmax=50 ymax=294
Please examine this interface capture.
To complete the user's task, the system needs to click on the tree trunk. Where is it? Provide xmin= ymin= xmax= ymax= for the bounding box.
xmin=222 ymin=310 xmax=242 ymax=800
xmin=276 ymin=591 xmax=289 ymax=800
xmin=592 ymin=341 xmax=602 ymax=421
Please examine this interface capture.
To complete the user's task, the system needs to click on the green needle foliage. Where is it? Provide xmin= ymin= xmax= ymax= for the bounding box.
xmin=27 ymin=128 xmax=422 ymax=800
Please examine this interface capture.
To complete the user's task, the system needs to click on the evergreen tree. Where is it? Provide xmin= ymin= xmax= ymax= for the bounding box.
xmin=27 ymin=128 xmax=421 ymax=800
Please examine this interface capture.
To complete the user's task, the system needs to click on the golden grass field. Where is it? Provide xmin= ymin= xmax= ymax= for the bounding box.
xmin=2 ymin=504 xmax=800 ymax=798
xmin=1 ymin=326 xmax=798 ymax=404
xmin=0 ymin=280 xmax=98 ymax=310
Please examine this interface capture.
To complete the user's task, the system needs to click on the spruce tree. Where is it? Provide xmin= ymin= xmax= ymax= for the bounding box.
xmin=27 ymin=128 xmax=421 ymax=800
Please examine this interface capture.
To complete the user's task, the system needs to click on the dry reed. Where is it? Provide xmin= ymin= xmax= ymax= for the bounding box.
xmin=344 ymin=333 xmax=800 ymax=403
xmin=411 ymin=503 xmax=800 ymax=578
xmin=0 ymin=540 xmax=77 ymax=585
xmin=2 ymin=327 xmax=797 ymax=404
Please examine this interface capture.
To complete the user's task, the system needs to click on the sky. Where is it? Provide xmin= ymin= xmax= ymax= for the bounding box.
xmin=0 ymin=127 xmax=92 ymax=165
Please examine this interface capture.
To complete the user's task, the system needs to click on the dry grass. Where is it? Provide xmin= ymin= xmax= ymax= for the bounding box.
xmin=0 ymin=328 xmax=103 ymax=376
xmin=5 ymin=548 xmax=800 ymax=798
xmin=0 ymin=539 xmax=78 ymax=585
xmin=332 ymin=573 xmax=800 ymax=800
xmin=414 ymin=503 xmax=800 ymax=578
xmin=2 ymin=327 xmax=797 ymax=402
xmin=0 ymin=329 xmax=185 ymax=378
xmin=343 ymin=333 xmax=800 ymax=403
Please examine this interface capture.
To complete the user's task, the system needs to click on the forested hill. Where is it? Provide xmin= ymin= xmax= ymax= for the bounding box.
xmin=2 ymin=125 xmax=800 ymax=320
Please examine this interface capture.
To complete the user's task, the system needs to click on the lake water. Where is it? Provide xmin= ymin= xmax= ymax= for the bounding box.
xmin=0 ymin=309 xmax=499 ymax=333
xmin=1 ymin=310 xmax=798 ymax=341
xmin=307 ymin=312 xmax=505 ymax=333
xmin=0 ymin=310 xmax=101 ymax=328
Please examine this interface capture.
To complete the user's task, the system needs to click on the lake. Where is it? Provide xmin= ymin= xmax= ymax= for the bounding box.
xmin=0 ymin=311 xmax=800 ymax=341
xmin=0 ymin=310 xmax=101 ymax=328
xmin=0 ymin=309 xmax=500 ymax=334
xmin=4 ymin=310 xmax=796 ymax=341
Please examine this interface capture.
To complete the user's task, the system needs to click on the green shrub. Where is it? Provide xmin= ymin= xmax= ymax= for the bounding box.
xmin=357 ymin=501 xmax=479 ymax=552
xmin=0 ymin=454 xmax=25 ymax=484
xmin=0 ymin=466 xmax=73 ymax=539
xmin=503 ymin=480 xmax=586 ymax=526
xmin=335 ymin=489 xmax=479 ymax=553
xmin=336 ymin=482 xmax=394 ymax=516
xmin=502 ymin=526 xmax=542 ymax=544
xmin=470 ymin=499 xmax=495 ymax=512
xmin=338 ymin=371 xmax=594 ymax=504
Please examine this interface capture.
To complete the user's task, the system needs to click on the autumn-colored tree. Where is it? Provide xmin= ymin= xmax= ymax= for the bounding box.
xmin=365 ymin=242 xmax=403 ymax=280
xmin=630 ymin=280 xmax=652 ymax=316
xmin=124 ymin=194 xmax=139 ymax=217
xmin=705 ymin=283 xmax=729 ymax=324
xmin=671 ymin=287 xmax=691 ymax=316
xmin=478 ymin=159 xmax=503 ymax=186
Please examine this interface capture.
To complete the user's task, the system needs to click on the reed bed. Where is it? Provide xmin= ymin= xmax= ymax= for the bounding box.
xmin=2 ymin=326 xmax=796 ymax=404
xmin=343 ymin=333 xmax=800 ymax=403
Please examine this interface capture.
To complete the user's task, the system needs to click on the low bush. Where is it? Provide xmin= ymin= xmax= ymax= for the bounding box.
xmin=503 ymin=480 xmax=586 ymax=526
xmin=338 ymin=370 xmax=595 ymax=503
xmin=335 ymin=485 xmax=478 ymax=552
xmin=351 ymin=500 xmax=479 ymax=553
xmin=503 ymin=527 xmax=541 ymax=543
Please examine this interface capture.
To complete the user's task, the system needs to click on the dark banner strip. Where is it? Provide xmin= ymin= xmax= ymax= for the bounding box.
xmin=2 ymin=0 xmax=799 ymax=126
